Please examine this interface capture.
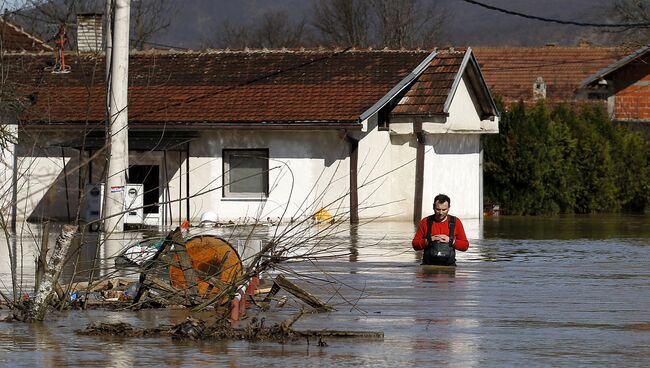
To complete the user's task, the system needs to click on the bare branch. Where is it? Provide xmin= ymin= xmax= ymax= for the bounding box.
xmin=311 ymin=0 xmax=371 ymax=47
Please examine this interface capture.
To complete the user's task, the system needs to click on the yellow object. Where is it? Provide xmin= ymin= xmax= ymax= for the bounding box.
xmin=313 ymin=208 xmax=333 ymax=221
xmin=169 ymin=235 xmax=242 ymax=301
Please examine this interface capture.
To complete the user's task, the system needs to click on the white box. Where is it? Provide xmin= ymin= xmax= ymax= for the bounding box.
xmin=124 ymin=183 xmax=144 ymax=225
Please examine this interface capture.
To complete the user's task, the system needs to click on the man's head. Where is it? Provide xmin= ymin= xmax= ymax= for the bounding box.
xmin=433 ymin=194 xmax=451 ymax=222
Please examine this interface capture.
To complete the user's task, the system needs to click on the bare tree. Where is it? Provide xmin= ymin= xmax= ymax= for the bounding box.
xmin=310 ymin=0 xmax=450 ymax=49
xmin=206 ymin=9 xmax=308 ymax=49
xmin=8 ymin=0 xmax=173 ymax=50
xmin=251 ymin=10 xmax=306 ymax=48
xmin=371 ymin=0 xmax=448 ymax=49
xmin=210 ymin=20 xmax=250 ymax=49
xmin=312 ymin=0 xmax=370 ymax=47
xmin=601 ymin=0 xmax=650 ymax=47
xmin=130 ymin=0 xmax=174 ymax=49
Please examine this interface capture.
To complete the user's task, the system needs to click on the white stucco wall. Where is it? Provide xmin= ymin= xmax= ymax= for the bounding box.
xmin=15 ymin=147 xmax=81 ymax=222
xmin=0 ymin=124 xmax=17 ymax=220
xmin=423 ymin=74 xmax=499 ymax=134
xmin=11 ymin=129 xmax=352 ymax=226
xmin=355 ymin=73 xmax=493 ymax=227
xmin=356 ymin=123 xmax=482 ymax=223
xmin=353 ymin=116 xmax=418 ymax=222
xmin=183 ymin=130 xmax=351 ymax=224
xmin=421 ymin=134 xmax=482 ymax=220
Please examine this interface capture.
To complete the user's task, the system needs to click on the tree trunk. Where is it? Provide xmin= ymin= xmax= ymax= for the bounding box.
xmin=26 ymin=224 xmax=77 ymax=322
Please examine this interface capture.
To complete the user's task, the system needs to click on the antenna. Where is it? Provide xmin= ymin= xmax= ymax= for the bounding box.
xmin=44 ymin=24 xmax=71 ymax=74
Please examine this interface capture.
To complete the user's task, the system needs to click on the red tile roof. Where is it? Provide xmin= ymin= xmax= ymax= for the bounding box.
xmin=1 ymin=18 xmax=53 ymax=52
xmin=393 ymin=49 xmax=467 ymax=115
xmin=473 ymin=46 xmax=630 ymax=104
xmin=8 ymin=49 xmax=449 ymax=128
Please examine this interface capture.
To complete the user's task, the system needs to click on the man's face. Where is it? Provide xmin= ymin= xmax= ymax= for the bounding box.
xmin=433 ymin=201 xmax=449 ymax=221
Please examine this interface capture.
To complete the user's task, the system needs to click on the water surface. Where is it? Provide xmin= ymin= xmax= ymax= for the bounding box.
xmin=1 ymin=215 xmax=649 ymax=367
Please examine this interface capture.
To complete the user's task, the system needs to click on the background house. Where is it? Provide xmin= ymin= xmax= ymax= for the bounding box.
xmin=581 ymin=45 xmax=650 ymax=138
xmin=473 ymin=46 xmax=629 ymax=106
xmin=2 ymin=47 xmax=498 ymax=236
xmin=0 ymin=17 xmax=53 ymax=52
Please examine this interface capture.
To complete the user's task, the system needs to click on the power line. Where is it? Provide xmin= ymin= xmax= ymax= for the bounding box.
xmin=462 ymin=0 xmax=650 ymax=28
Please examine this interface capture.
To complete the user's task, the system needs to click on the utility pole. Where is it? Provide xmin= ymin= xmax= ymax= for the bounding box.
xmin=103 ymin=0 xmax=129 ymax=233
xmin=105 ymin=0 xmax=112 ymax=84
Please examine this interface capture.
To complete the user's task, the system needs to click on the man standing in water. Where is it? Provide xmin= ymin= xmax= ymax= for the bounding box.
xmin=412 ymin=194 xmax=469 ymax=266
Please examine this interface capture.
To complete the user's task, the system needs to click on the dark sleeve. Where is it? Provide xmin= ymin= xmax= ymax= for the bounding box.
xmin=412 ymin=218 xmax=428 ymax=250
xmin=452 ymin=218 xmax=469 ymax=251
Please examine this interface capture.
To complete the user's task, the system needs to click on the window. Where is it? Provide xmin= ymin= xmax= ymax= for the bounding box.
xmin=223 ymin=149 xmax=269 ymax=198
xmin=129 ymin=165 xmax=159 ymax=213
xmin=587 ymin=92 xmax=608 ymax=100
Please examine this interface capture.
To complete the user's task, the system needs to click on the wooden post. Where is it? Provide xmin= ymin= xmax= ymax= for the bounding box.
xmin=274 ymin=274 xmax=334 ymax=312
xmin=172 ymin=242 xmax=200 ymax=298
xmin=28 ymin=224 xmax=77 ymax=321
xmin=414 ymin=118 xmax=424 ymax=224
xmin=347 ymin=135 xmax=359 ymax=224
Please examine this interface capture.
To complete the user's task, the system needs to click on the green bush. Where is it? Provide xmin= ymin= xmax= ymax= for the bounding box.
xmin=483 ymin=101 xmax=649 ymax=214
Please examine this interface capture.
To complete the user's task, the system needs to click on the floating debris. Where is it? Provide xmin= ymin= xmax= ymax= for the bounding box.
xmin=78 ymin=314 xmax=384 ymax=343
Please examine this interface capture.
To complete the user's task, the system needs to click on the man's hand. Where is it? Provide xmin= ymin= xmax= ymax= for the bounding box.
xmin=432 ymin=234 xmax=450 ymax=243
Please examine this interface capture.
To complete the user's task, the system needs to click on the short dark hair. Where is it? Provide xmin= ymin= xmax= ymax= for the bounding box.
xmin=434 ymin=194 xmax=451 ymax=206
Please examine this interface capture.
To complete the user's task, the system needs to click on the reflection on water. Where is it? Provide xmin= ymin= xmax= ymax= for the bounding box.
xmin=483 ymin=214 xmax=650 ymax=240
xmin=0 ymin=215 xmax=649 ymax=367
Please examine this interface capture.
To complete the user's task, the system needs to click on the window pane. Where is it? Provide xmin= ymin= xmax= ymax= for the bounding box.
xmin=224 ymin=150 xmax=268 ymax=197
xmin=230 ymin=155 xmax=265 ymax=193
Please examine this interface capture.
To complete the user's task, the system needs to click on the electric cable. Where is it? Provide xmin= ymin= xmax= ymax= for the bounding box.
xmin=462 ymin=0 xmax=650 ymax=28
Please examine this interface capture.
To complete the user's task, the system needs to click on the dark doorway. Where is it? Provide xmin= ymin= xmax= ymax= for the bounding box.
xmin=128 ymin=165 xmax=159 ymax=214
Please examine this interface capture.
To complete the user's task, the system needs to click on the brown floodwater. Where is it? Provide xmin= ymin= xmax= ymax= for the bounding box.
xmin=1 ymin=214 xmax=649 ymax=367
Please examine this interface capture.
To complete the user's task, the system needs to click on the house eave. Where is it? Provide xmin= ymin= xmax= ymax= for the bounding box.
xmin=389 ymin=111 xmax=450 ymax=119
xmin=581 ymin=44 xmax=650 ymax=87
xmin=448 ymin=47 xmax=500 ymax=119
xmin=19 ymin=120 xmax=363 ymax=130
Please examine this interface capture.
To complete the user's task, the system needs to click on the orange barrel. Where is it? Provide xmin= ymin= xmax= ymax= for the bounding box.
xmin=169 ymin=235 xmax=243 ymax=302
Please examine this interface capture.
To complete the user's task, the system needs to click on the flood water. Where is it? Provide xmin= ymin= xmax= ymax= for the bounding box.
xmin=1 ymin=214 xmax=650 ymax=367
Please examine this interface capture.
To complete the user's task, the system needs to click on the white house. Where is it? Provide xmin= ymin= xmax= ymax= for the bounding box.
xmin=1 ymin=47 xmax=498 ymax=236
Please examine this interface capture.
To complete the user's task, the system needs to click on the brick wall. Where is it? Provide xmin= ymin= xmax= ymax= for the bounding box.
xmin=612 ymin=57 xmax=650 ymax=121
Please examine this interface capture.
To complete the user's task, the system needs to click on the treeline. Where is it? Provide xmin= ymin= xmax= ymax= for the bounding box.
xmin=483 ymin=101 xmax=650 ymax=215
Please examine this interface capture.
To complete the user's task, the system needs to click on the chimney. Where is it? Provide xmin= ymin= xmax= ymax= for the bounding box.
xmin=533 ymin=76 xmax=546 ymax=101
xmin=76 ymin=13 xmax=103 ymax=52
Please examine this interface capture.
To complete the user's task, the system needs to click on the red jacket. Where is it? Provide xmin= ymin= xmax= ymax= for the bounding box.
xmin=412 ymin=216 xmax=469 ymax=251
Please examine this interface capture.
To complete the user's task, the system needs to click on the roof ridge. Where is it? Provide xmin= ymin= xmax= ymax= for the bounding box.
xmin=0 ymin=17 xmax=54 ymax=51
xmin=473 ymin=46 xmax=626 ymax=51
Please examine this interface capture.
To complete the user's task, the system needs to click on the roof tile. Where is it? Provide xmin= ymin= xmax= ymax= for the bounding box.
xmin=9 ymin=49 xmax=442 ymax=126
xmin=473 ymin=46 xmax=630 ymax=104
